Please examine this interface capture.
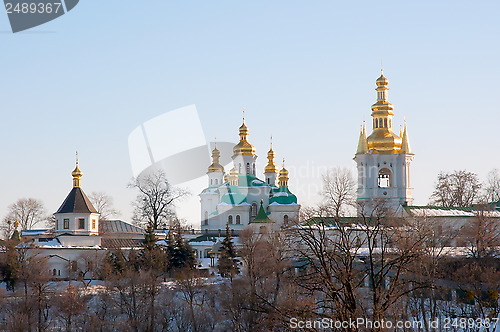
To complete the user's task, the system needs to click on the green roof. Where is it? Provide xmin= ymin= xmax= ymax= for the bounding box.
xmin=237 ymin=174 xmax=267 ymax=187
xmin=221 ymin=187 xmax=247 ymax=205
xmin=251 ymin=201 xmax=274 ymax=224
xmin=406 ymin=205 xmax=476 ymax=212
xmin=269 ymin=186 xmax=297 ymax=205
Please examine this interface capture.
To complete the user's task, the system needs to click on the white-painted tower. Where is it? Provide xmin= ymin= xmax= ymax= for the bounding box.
xmin=354 ymin=72 xmax=414 ymax=213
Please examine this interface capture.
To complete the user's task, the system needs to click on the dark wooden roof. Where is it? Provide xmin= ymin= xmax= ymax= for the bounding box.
xmin=56 ymin=187 xmax=97 ymax=214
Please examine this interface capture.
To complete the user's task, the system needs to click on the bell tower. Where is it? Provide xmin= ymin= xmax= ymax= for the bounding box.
xmin=354 ymin=72 xmax=414 ymax=214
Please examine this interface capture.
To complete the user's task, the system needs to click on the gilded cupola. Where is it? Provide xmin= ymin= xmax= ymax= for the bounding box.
xmin=365 ymin=71 xmax=403 ymax=154
xmin=278 ymin=160 xmax=289 ymax=188
xmin=208 ymin=143 xmax=224 ymax=173
xmin=264 ymin=139 xmax=277 ymax=174
xmin=233 ymin=119 xmax=256 ymax=158
xmin=72 ymin=162 xmax=83 ymax=188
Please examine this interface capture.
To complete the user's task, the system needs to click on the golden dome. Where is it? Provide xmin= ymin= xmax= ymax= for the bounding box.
xmin=72 ymin=164 xmax=83 ymax=188
xmin=367 ymin=130 xmax=402 ymax=154
xmin=228 ymin=167 xmax=239 ymax=186
xmin=233 ymin=120 xmax=255 ymax=157
xmin=264 ymin=142 xmax=277 ymax=173
xmin=208 ymin=146 xmax=224 ymax=172
xmin=278 ymin=159 xmax=289 ymax=187
xmin=365 ymin=72 xmax=403 ymax=154
xmin=376 ymin=73 xmax=389 ymax=85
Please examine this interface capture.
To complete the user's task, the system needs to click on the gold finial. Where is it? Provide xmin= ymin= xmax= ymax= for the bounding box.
xmin=401 ymin=121 xmax=412 ymax=154
xmin=356 ymin=122 xmax=368 ymax=154
xmin=72 ymin=154 xmax=83 ymax=188
xmin=14 ymin=220 xmax=19 ymax=229
xmin=242 ymin=108 xmax=245 ymax=123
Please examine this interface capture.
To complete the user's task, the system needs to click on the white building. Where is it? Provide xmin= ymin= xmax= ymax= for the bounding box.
xmin=354 ymin=72 xmax=414 ymax=214
xmin=20 ymin=162 xmax=145 ymax=279
xmin=199 ymin=119 xmax=300 ymax=232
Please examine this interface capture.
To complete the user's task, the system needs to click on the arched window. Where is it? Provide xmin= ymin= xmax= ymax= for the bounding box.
xmin=267 ymin=178 xmax=270 ymax=184
xmin=384 ymin=118 xmax=387 ymax=128
xmin=246 ymin=163 xmax=250 ymax=174
xmin=236 ymin=215 xmax=241 ymax=224
xmin=251 ymin=203 xmax=258 ymax=217
xmin=378 ymin=168 xmax=392 ymax=188
xmin=253 ymin=163 xmax=256 ymax=175
xmin=228 ymin=215 xmax=233 ymax=224
xmin=204 ymin=211 xmax=208 ymax=223
xmin=53 ymin=269 xmax=57 ymax=276
xmin=374 ymin=119 xmax=377 ymax=129
xmin=283 ymin=215 xmax=289 ymax=225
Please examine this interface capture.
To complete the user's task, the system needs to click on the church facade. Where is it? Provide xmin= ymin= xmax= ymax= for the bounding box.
xmin=199 ymin=119 xmax=300 ymax=232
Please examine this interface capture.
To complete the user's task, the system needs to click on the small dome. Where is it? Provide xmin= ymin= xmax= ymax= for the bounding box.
xmin=72 ymin=165 xmax=82 ymax=178
xmin=279 ymin=167 xmax=289 ymax=177
xmin=376 ymin=74 xmax=388 ymax=85
xmin=233 ymin=120 xmax=255 ymax=156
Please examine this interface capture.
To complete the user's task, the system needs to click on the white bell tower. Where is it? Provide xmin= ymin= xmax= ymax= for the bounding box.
xmin=354 ymin=72 xmax=414 ymax=214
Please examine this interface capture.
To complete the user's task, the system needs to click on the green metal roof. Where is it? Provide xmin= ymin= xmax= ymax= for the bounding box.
xmin=406 ymin=205 xmax=475 ymax=212
xmin=237 ymin=174 xmax=267 ymax=187
xmin=269 ymin=186 xmax=297 ymax=205
xmin=221 ymin=187 xmax=247 ymax=205
xmin=251 ymin=201 xmax=274 ymax=223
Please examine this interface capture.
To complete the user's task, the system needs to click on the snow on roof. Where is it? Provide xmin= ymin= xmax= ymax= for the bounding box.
xmin=269 ymin=202 xmax=298 ymax=206
xmin=273 ymin=191 xmax=289 ymax=197
xmin=408 ymin=207 xmax=500 ymax=218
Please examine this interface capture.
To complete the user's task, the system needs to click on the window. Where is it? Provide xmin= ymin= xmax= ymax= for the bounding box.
xmin=378 ymin=168 xmax=392 ymax=188
xmin=253 ymin=163 xmax=256 ymax=175
xmin=204 ymin=212 xmax=208 ymax=222
xmin=63 ymin=219 xmax=69 ymax=229
xmin=283 ymin=215 xmax=289 ymax=225
xmin=236 ymin=215 xmax=241 ymax=224
xmin=246 ymin=163 xmax=250 ymax=174
xmin=384 ymin=118 xmax=387 ymax=128
xmin=78 ymin=218 xmax=85 ymax=229
xmin=70 ymin=261 xmax=78 ymax=272
xmin=228 ymin=215 xmax=233 ymax=224
xmin=53 ymin=269 xmax=57 ymax=276
xmin=267 ymin=178 xmax=270 ymax=184
xmin=215 ymin=179 xmax=218 ymax=185
xmin=374 ymin=119 xmax=377 ymax=129
xmin=251 ymin=203 xmax=258 ymax=217
xmin=92 ymin=219 xmax=96 ymax=230
xmin=55 ymin=220 xmax=58 ymax=230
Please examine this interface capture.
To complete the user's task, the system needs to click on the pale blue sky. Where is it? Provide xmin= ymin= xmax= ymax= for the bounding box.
xmin=1 ymin=1 xmax=499 ymax=226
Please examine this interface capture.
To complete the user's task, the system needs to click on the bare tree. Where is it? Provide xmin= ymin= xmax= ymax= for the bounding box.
xmin=484 ymin=168 xmax=500 ymax=203
xmin=430 ymin=170 xmax=482 ymax=207
xmin=321 ymin=167 xmax=356 ymax=218
xmin=88 ymin=192 xmax=120 ymax=221
xmin=129 ymin=169 xmax=189 ymax=229
xmin=3 ymin=198 xmax=46 ymax=230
